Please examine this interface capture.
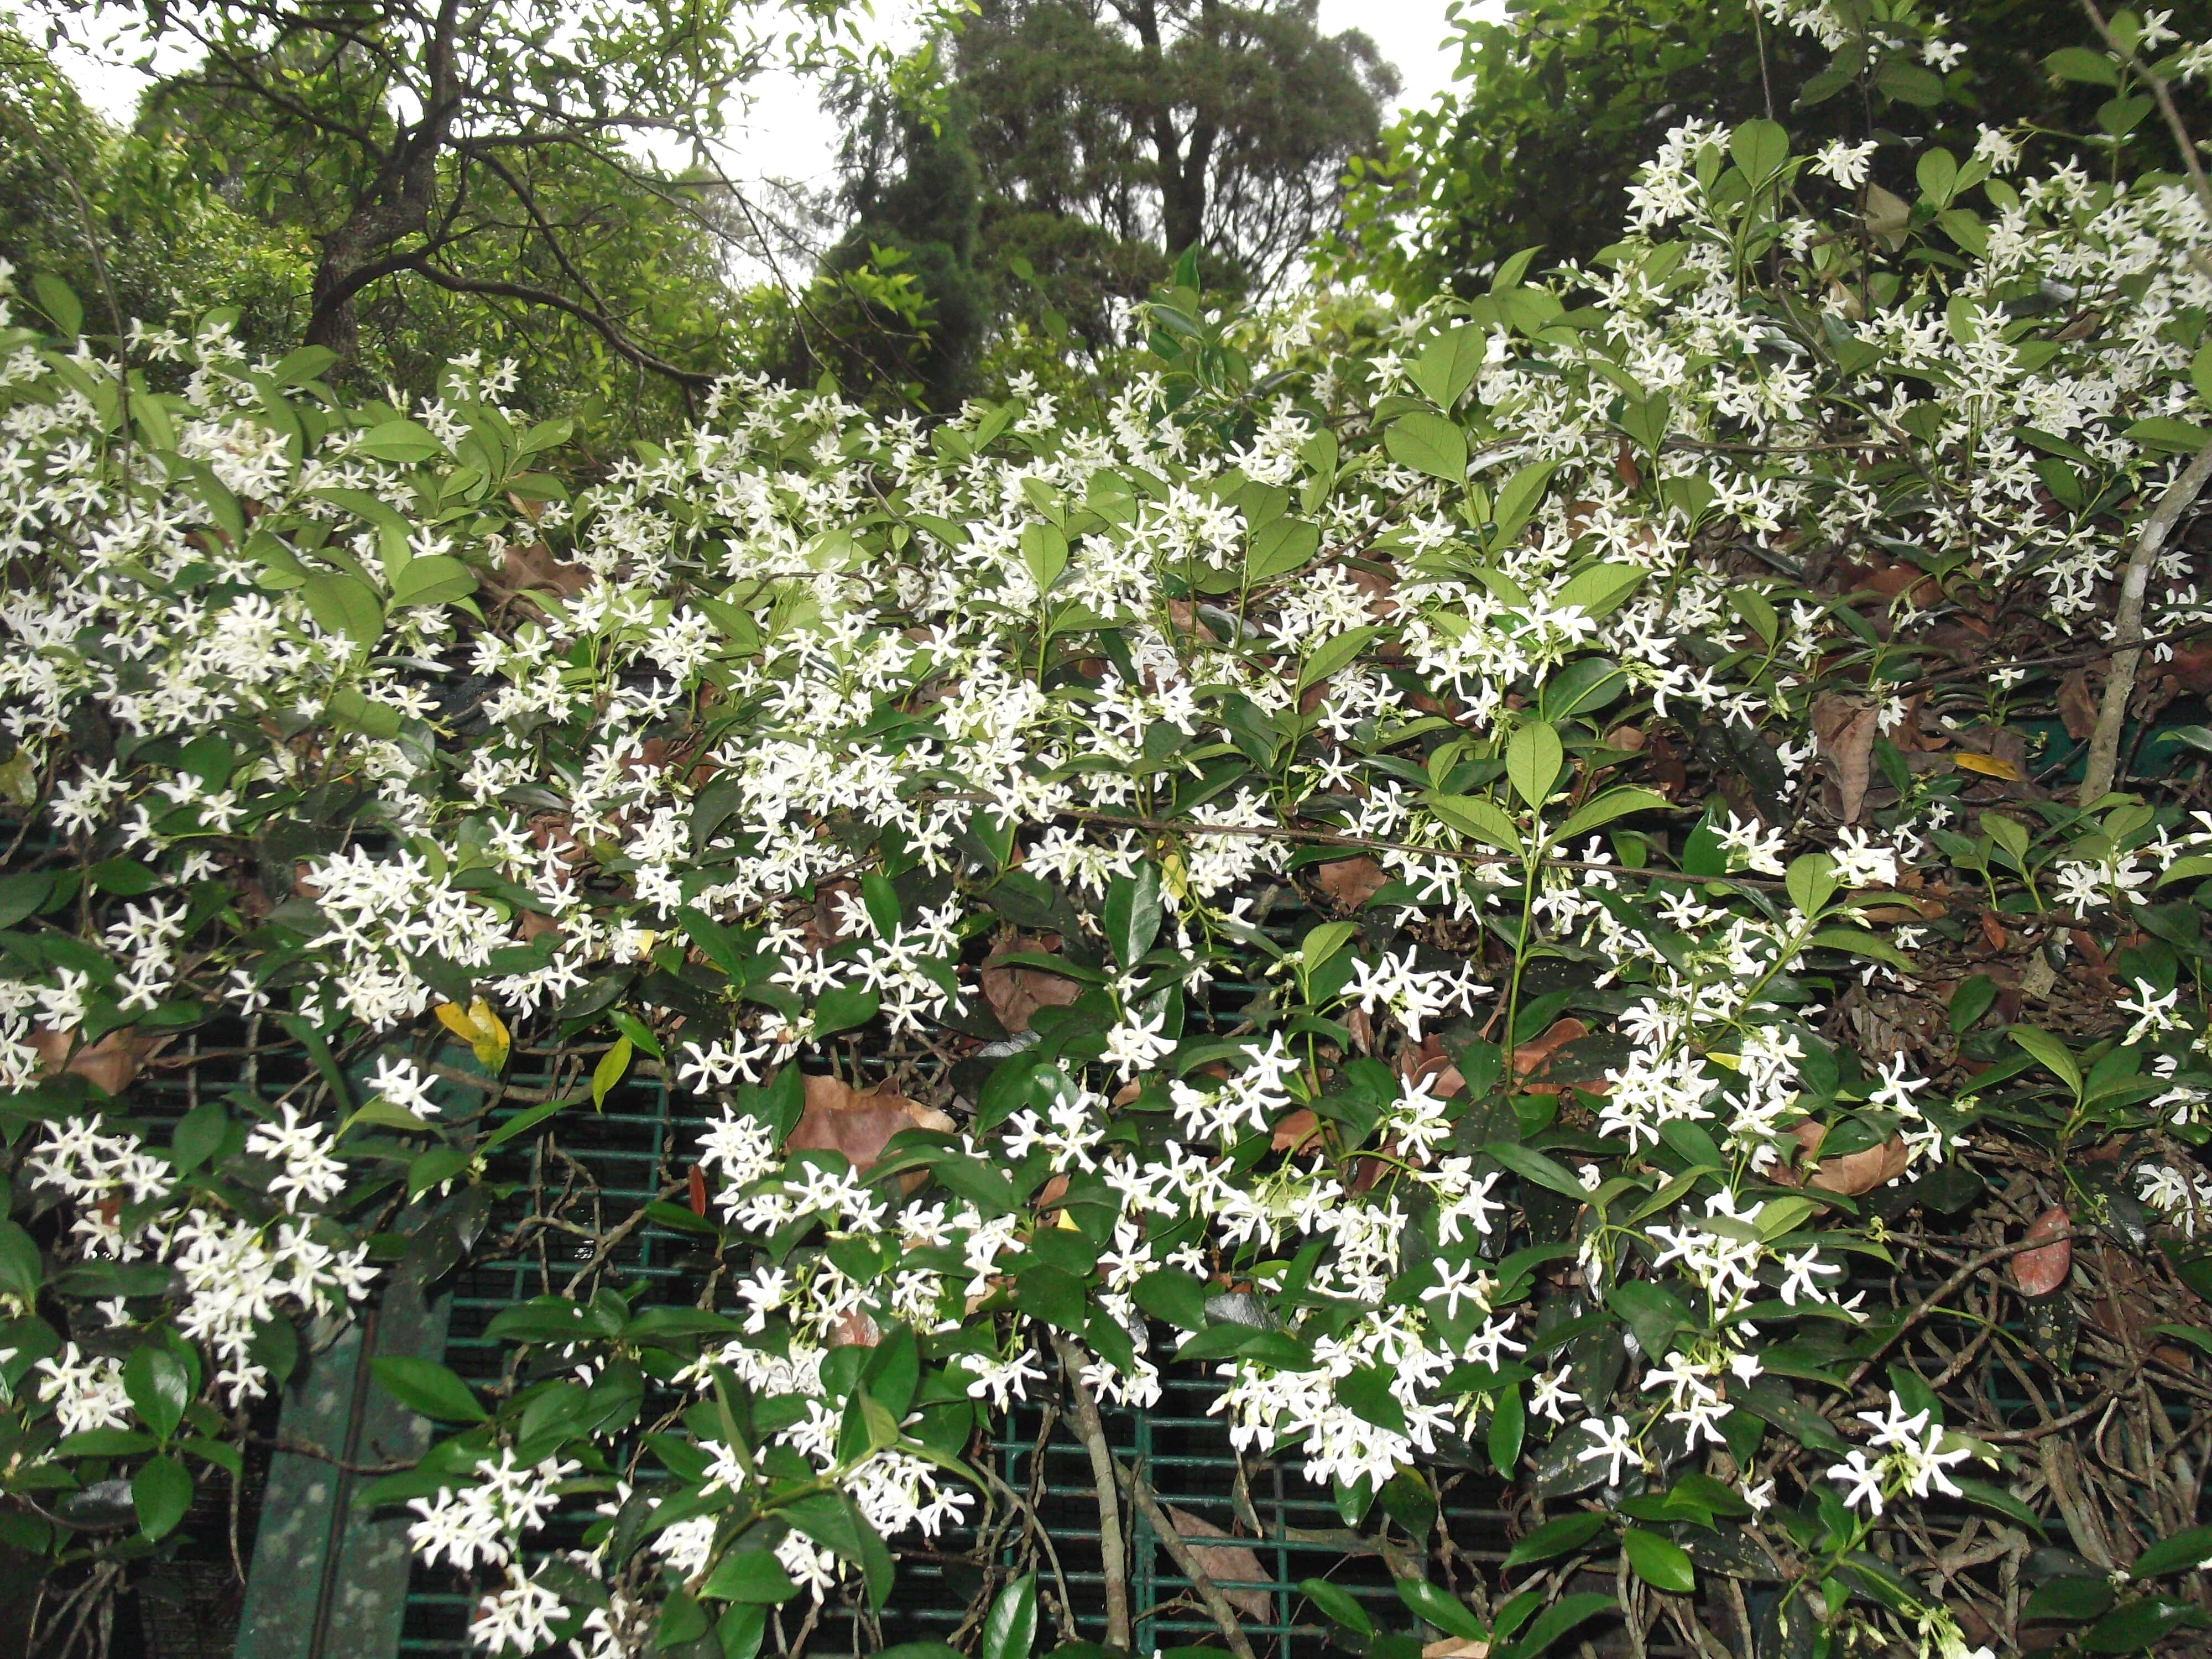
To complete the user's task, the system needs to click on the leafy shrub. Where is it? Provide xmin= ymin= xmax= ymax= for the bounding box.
xmin=4 ymin=8 xmax=2212 ymax=1656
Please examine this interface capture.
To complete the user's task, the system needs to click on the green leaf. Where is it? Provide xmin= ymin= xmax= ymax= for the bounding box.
xmin=812 ymin=985 xmax=879 ymax=1036
xmin=1385 ymin=410 xmax=1468 ymax=482
xmin=1501 ymin=1510 xmax=1608 ymax=1571
xmin=1808 ymin=926 xmax=1910 ymax=969
xmin=2024 ymin=1575 xmax=2117 ymax=1623
xmin=1248 ymin=514 xmax=1321 ymax=581
xmin=356 ymin=418 xmax=444 ymax=464
xmin=2009 ymin=1026 xmax=2082 ymax=1094
xmin=1491 ymin=459 xmax=1558 ymax=545
xmin=1430 ymin=793 xmax=1524 ymax=853
xmin=31 ymin=274 xmax=84 ymax=338
xmin=2132 ymin=1524 xmax=2212 ymax=1577
xmin=1953 ymin=1478 xmax=2045 ymax=1534
xmin=1552 ymin=562 xmax=1647 ymax=619
xmin=301 ymin=572 xmax=385 ymax=648
xmin=1605 ymin=1281 xmax=1691 ymax=1357
xmin=592 ymin=1036 xmax=633 ymax=1108
xmin=1620 ymin=1527 xmax=1695 ymax=1594
xmin=1020 ymin=523 xmax=1069 ymax=594
xmin=1914 ymin=146 xmax=1959 ymax=207
xmin=1298 ymin=1578 xmax=1373 ymax=1638
xmin=1337 ymin=1365 xmax=1406 ymax=1435
xmin=1729 ymin=119 xmax=1790 ymax=185
xmin=370 ymin=1355 xmax=489 ymax=1423
xmin=1506 ymin=722 xmax=1565 ymax=811
xmin=133 ymin=1454 xmax=192 ymax=1540
xmin=1786 ymin=853 xmax=1839 ymax=917
xmin=124 ymin=1347 xmax=190 ymax=1442
xmin=1411 ymin=325 xmax=1486 ymax=410
xmin=1131 ymin=1269 xmax=1211 ymax=1332
xmin=701 ymin=1548 xmax=801 ymax=1604
xmin=1297 ymin=625 xmax=1380 ymax=692
xmin=1104 ymin=864 xmax=1163 ymax=968
xmin=1556 ymin=787 xmax=1669 ymax=843
xmin=2044 ymin=45 xmax=2120 ymax=85
xmin=982 ymin=1573 xmax=1039 ymax=1659
xmin=2081 ymin=1598 xmax=2203 ymax=1652
xmin=2193 ymin=343 xmax=2212 ymax=410
xmin=1486 ymin=1139 xmax=1585 ymax=1199
xmin=1397 ymin=1578 xmax=1486 ymax=1640
xmin=390 ymin=554 xmax=477 ymax=607
xmin=2125 ymin=416 xmax=2212 ymax=455
xmin=1488 ymin=1381 xmax=1525 ymax=1477
xmin=1504 ymin=1591 xmax=1616 ymax=1658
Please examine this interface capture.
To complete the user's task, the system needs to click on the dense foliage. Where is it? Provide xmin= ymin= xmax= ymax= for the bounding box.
xmin=1327 ymin=0 xmax=2176 ymax=304
xmin=6 ymin=4 xmax=2212 ymax=1659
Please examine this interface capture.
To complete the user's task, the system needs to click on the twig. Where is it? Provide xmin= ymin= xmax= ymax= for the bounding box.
xmin=1048 ymin=1333 xmax=1133 ymax=1650
xmin=1841 ymin=1229 xmax=2100 ymax=1392
xmin=2079 ymin=439 xmax=2212 ymax=805
xmin=1112 ymin=1459 xmax=1262 ymax=1659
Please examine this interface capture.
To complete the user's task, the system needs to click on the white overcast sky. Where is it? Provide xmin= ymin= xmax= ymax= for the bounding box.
xmin=34 ymin=0 xmax=1483 ymax=197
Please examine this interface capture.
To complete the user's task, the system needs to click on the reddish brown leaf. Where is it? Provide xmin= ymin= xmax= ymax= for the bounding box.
xmin=2010 ymin=1204 xmax=2073 ymax=1298
xmin=979 ymin=935 xmax=1084 ymax=1034
xmin=1272 ymin=1109 xmax=1321 ymax=1156
xmin=688 ymin=1164 xmax=708 ymax=1217
xmin=1164 ymin=1506 xmax=1270 ymax=1624
xmin=1313 ymin=856 xmax=1387 ymax=909
xmin=1812 ymin=694 xmax=1880 ymax=823
xmin=2058 ymin=671 xmax=2099 ymax=742
xmin=1805 ymin=1133 xmax=1910 ymax=1196
xmin=1979 ymin=912 xmax=2007 ymax=952
xmin=32 ymin=1026 xmax=166 ymax=1097
xmin=785 ymin=1074 xmax=954 ymax=1175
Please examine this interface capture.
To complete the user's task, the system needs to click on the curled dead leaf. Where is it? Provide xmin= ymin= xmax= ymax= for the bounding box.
xmin=32 ymin=1026 xmax=168 ymax=1097
xmin=1812 ymin=694 xmax=1880 ymax=825
xmin=1313 ymin=855 xmax=1387 ymax=910
xmin=1163 ymin=1506 xmax=1271 ymax=1623
xmin=827 ymin=1308 xmax=881 ymax=1348
xmin=1953 ymin=752 xmax=2021 ymax=781
xmin=2058 ymin=670 xmax=2099 ymax=742
xmin=1272 ymin=1108 xmax=1322 ymax=1156
xmin=785 ymin=1073 xmax=954 ymax=1176
xmin=2010 ymin=1204 xmax=2073 ymax=1298
xmin=980 ymin=935 xmax=1085 ymax=1034
xmin=1803 ymin=1130 xmax=1911 ymax=1196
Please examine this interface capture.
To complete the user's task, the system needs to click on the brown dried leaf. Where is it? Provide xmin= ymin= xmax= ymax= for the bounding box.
xmin=1164 ymin=1506 xmax=1270 ymax=1624
xmin=980 ymin=935 xmax=1086 ymax=1034
xmin=1272 ymin=1108 xmax=1321 ymax=1156
xmin=499 ymin=540 xmax=592 ymax=599
xmin=32 ymin=1026 xmax=166 ymax=1097
xmin=1805 ymin=1132 xmax=1910 ymax=1196
xmin=1313 ymin=856 xmax=1387 ymax=910
xmin=2011 ymin=1204 xmax=2073 ymax=1298
xmin=785 ymin=1074 xmax=954 ymax=1175
xmin=1422 ymin=1644 xmax=1491 ymax=1659
xmin=1812 ymin=694 xmax=1880 ymax=823
xmin=2058 ymin=671 xmax=2099 ymax=742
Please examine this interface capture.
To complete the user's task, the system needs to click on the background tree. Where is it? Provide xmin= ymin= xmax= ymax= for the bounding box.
xmin=1326 ymin=0 xmax=2163 ymax=303
xmin=950 ymin=0 xmax=1398 ymax=346
xmin=787 ymin=79 xmax=996 ymax=409
xmin=21 ymin=0 xmax=941 ymax=425
xmin=0 ymin=25 xmax=306 ymax=354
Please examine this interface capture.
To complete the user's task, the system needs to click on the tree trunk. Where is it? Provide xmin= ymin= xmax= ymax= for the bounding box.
xmin=302 ymin=0 xmax=463 ymax=357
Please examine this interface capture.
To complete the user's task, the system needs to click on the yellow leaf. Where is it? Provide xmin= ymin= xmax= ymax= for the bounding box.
xmin=592 ymin=1036 xmax=633 ymax=1109
xmin=1953 ymin=752 xmax=2021 ymax=780
xmin=435 ymin=998 xmax=510 ymax=1071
